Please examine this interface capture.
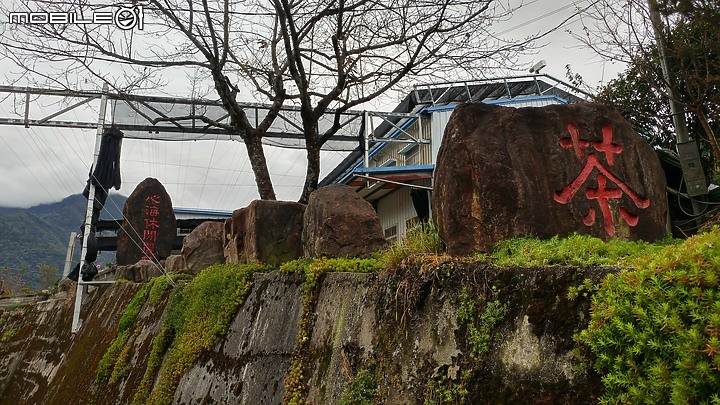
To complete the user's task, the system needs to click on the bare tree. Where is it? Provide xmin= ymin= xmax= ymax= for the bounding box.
xmin=2 ymin=0 xmax=286 ymax=199
xmin=575 ymin=0 xmax=720 ymax=167
xmin=1 ymin=0 xmax=529 ymax=203
xmin=265 ymin=0 xmax=529 ymax=202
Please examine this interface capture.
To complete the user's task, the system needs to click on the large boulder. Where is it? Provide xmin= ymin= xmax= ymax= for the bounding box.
xmin=433 ymin=103 xmax=669 ymax=255
xmin=303 ymin=184 xmax=386 ymax=258
xmin=181 ymin=221 xmax=225 ymax=274
xmin=224 ymin=200 xmax=305 ymax=265
xmin=117 ymin=178 xmax=177 ymax=265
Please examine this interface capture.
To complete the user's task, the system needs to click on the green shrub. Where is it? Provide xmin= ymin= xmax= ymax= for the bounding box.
xmin=340 ymin=368 xmax=378 ymax=405
xmin=576 ymin=229 xmax=720 ymax=404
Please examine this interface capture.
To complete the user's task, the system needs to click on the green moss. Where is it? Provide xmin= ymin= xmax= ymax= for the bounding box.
xmin=148 ymin=277 xmax=170 ymax=306
xmin=132 ymin=322 xmax=173 ymax=405
xmin=489 ymin=233 xmax=675 ymax=267
xmin=96 ymin=274 xmax=178 ymax=386
xmin=96 ymin=281 xmax=154 ymax=384
xmin=0 ymin=327 xmax=19 ymax=342
xmin=575 ymin=228 xmax=720 ymax=404
xmin=136 ymin=263 xmax=272 ymax=405
xmin=110 ymin=332 xmax=137 ymax=384
xmin=281 ymin=257 xmax=381 ymax=288
xmin=280 ymin=257 xmax=380 ymax=404
xmin=5 ymin=303 xmax=25 ymax=311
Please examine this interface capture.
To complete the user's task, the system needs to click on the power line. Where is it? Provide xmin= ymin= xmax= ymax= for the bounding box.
xmin=496 ymin=0 xmax=591 ymax=36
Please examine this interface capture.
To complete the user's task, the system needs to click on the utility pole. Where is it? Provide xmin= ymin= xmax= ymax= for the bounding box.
xmin=647 ymin=0 xmax=707 ymax=212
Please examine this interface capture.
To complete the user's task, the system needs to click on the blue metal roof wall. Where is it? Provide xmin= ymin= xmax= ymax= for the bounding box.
xmin=340 ymin=94 xmax=570 ymax=182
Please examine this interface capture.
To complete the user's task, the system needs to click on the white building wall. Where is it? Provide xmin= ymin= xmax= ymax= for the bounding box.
xmin=431 ymin=110 xmax=454 ymax=164
xmin=377 ymin=187 xmax=420 ymax=243
xmin=368 ymin=119 xmax=432 ymax=168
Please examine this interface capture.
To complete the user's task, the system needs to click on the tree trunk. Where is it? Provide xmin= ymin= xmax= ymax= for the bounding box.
xmin=695 ymin=108 xmax=720 ymax=172
xmin=244 ymin=134 xmax=277 ymax=200
xmin=299 ymin=131 xmax=321 ymax=204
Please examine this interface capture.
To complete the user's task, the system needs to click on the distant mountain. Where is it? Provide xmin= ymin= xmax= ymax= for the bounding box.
xmin=0 ymin=193 xmax=127 ymax=290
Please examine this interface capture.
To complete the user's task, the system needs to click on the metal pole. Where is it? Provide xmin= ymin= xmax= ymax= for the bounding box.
xmin=647 ymin=0 xmax=707 ymax=211
xmin=72 ymin=83 xmax=108 ymax=333
xmin=364 ymin=111 xmax=371 ymax=188
xmin=62 ymin=232 xmax=78 ymax=278
xmin=647 ymin=0 xmax=689 ymax=143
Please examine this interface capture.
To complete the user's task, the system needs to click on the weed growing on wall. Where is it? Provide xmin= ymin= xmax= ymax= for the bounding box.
xmin=422 ymin=285 xmax=506 ymax=403
xmin=424 ymin=368 xmax=471 ymax=405
xmin=457 ymin=287 xmax=507 ymax=360
xmin=0 ymin=327 xmax=18 ymax=343
xmin=382 ymin=222 xmax=445 ymax=269
xmin=576 ymin=229 xmax=720 ymax=404
xmin=339 ymin=368 xmax=378 ymax=405
xmin=280 ymin=257 xmax=381 ymax=405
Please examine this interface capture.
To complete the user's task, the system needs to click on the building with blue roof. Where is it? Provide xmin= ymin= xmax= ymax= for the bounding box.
xmin=320 ymin=74 xmax=589 ymax=242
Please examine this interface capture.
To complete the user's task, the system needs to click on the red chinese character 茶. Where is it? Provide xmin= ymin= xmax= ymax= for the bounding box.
xmin=554 ymin=123 xmax=649 ymax=237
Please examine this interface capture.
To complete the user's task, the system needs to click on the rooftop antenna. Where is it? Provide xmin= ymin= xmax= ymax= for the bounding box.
xmin=529 ymin=60 xmax=546 ymax=95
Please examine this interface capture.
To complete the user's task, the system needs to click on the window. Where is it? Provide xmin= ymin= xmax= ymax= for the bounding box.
xmin=384 ymin=225 xmax=397 ymax=243
xmin=400 ymin=144 xmax=420 ymax=166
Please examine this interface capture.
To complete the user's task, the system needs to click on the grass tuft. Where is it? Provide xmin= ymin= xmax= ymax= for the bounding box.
xmin=381 ymin=222 xmax=445 ymax=269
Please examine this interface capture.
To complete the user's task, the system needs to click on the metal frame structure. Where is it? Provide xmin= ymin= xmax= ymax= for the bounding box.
xmin=71 ymin=84 xmax=115 ymax=332
xmin=0 ymin=85 xmax=362 ymax=145
xmin=0 ymin=83 xmax=421 ymax=332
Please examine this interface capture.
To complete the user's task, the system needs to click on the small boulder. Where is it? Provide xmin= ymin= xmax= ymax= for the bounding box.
xmin=225 ymin=200 xmax=306 ymax=265
xmin=181 ymin=221 xmax=225 ymax=274
xmin=165 ymin=254 xmax=186 ymax=274
xmin=302 ymin=184 xmax=386 ymax=258
xmin=114 ymin=260 xmax=163 ymax=282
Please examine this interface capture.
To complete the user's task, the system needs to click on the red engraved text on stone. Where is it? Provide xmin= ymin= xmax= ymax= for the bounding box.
xmin=554 ymin=124 xmax=649 ymax=236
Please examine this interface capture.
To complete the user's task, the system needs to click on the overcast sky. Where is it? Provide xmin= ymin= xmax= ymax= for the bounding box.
xmin=0 ymin=0 xmax=627 ymax=211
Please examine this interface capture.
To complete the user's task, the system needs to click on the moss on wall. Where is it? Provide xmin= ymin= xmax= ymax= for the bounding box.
xmin=6 ymin=232 xmax=720 ymax=404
